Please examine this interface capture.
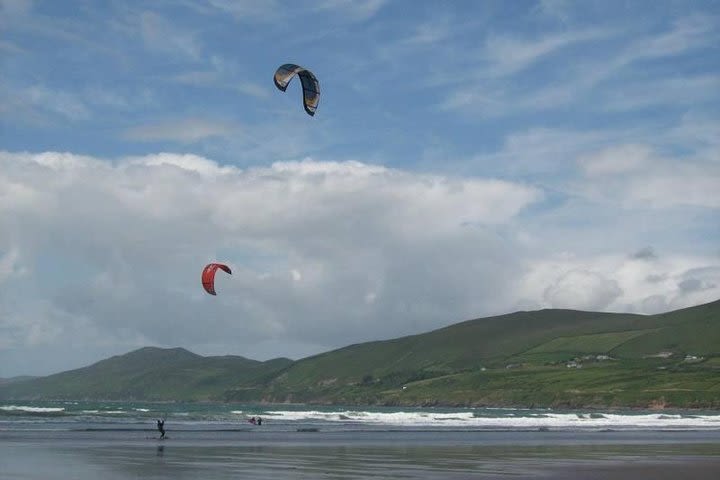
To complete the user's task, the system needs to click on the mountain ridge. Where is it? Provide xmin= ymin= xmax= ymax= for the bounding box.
xmin=2 ymin=300 xmax=718 ymax=408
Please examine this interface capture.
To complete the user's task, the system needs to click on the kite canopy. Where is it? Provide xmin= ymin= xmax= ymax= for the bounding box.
xmin=202 ymin=263 xmax=232 ymax=296
xmin=273 ymin=63 xmax=320 ymax=116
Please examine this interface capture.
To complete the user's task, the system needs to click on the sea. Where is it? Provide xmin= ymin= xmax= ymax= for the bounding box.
xmin=2 ymin=401 xmax=720 ymax=479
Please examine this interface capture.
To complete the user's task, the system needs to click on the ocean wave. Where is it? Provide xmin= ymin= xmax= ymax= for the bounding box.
xmin=261 ymin=409 xmax=720 ymax=430
xmin=0 ymin=405 xmax=65 ymax=416
xmin=3 ymin=403 xmax=719 ymax=432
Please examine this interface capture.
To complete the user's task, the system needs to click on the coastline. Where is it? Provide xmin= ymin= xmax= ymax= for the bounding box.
xmin=4 ymin=399 xmax=720 ymax=479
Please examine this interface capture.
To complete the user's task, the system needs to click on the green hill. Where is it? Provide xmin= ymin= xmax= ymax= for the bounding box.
xmin=0 ymin=347 xmax=292 ymax=401
xmin=250 ymin=300 xmax=720 ymax=407
xmin=2 ymin=300 xmax=719 ymax=407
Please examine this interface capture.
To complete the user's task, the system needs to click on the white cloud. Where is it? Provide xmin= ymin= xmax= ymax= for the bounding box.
xmin=21 ymin=85 xmax=91 ymax=120
xmin=185 ymin=0 xmax=386 ymax=26
xmin=171 ymin=70 xmax=219 ymax=86
xmin=170 ymin=70 xmax=269 ymax=99
xmin=127 ymin=152 xmax=239 ymax=176
xmin=0 ymin=248 xmax=25 ymax=283
xmin=669 ymin=114 xmax=720 ymax=152
xmin=233 ymin=82 xmax=269 ymax=98
xmin=576 ymin=143 xmax=720 ymax=209
xmin=483 ymin=29 xmax=612 ymax=77
xmin=0 ymin=40 xmax=24 ymax=52
xmin=402 ymin=19 xmax=453 ymax=46
xmin=622 ymin=15 xmax=718 ymax=62
xmin=203 ymin=0 xmax=283 ymax=22
xmin=659 ymin=266 xmax=720 ymax=311
xmin=440 ymin=16 xmax=719 ymax=115
xmin=0 ymin=173 xmax=41 ymax=211
xmin=0 ymin=81 xmax=151 ymax=125
xmin=168 ymin=55 xmax=269 ymax=99
xmin=1 ymin=149 xmax=717 ymax=374
xmin=140 ymin=11 xmax=201 ymax=59
xmin=0 ymin=0 xmax=32 ymax=17
xmin=0 ymin=150 xmax=540 ymax=370
xmin=535 ymin=0 xmax=573 ymax=22
xmin=467 ymin=127 xmax=610 ymax=177
xmin=601 ymin=75 xmax=720 ymax=112
xmin=631 ymin=246 xmax=657 ymax=261
xmin=625 ymin=166 xmax=720 ymax=209
xmin=315 ymin=0 xmax=386 ymax=21
xmin=544 ymin=269 xmax=622 ymax=311
xmin=641 ymin=294 xmax=668 ymax=314
xmin=123 ymin=118 xmax=239 ymax=143
xmin=579 ymin=144 xmax=653 ymax=176
xmin=516 ymin=252 xmax=720 ymax=314
xmin=84 ymin=87 xmax=133 ymax=110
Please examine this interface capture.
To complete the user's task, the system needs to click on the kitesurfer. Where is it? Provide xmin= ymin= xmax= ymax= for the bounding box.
xmin=157 ymin=419 xmax=166 ymax=439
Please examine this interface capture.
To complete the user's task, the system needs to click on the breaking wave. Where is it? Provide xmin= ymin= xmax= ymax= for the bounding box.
xmin=0 ymin=405 xmax=65 ymax=416
xmin=2 ymin=401 xmax=719 ymax=431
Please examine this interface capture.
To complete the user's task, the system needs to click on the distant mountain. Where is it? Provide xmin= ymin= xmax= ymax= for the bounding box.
xmin=0 ymin=376 xmax=38 ymax=386
xmin=0 ymin=347 xmax=292 ymax=401
xmin=2 ymin=300 xmax=718 ymax=408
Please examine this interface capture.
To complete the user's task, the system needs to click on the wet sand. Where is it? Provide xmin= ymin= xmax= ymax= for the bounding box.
xmin=547 ymin=459 xmax=720 ymax=480
xmin=2 ymin=431 xmax=720 ymax=479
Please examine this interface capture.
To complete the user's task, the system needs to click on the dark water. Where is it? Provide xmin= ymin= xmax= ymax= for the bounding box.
xmin=2 ymin=401 xmax=720 ymax=478
xmin=3 ymin=400 xmax=720 ymax=432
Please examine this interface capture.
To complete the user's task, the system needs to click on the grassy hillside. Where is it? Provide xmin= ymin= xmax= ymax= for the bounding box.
xmin=379 ymin=362 xmax=720 ymax=408
xmin=0 ymin=347 xmax=292 ymax=401
xmin=2 ymin=300 xmax=719 ymax=408
xmin=252 ymin=300 xmax=720 ymax=407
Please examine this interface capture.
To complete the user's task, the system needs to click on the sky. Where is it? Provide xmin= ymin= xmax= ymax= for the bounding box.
xmin=1 ymin=0 xmax=719 ymax=377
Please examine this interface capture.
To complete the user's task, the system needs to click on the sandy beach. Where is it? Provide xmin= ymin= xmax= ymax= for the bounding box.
xmin=3 ymin=429 xmax=720 ymax=479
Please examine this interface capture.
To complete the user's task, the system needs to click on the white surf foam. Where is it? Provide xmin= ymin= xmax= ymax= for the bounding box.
xmin=262 ymin=409 xmax=720 ymax=430
xmin=0 ymin=405 xmax=65 ymax=413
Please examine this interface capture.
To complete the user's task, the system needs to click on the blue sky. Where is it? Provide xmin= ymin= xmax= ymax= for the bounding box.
xmin=1 ymin=0 xmax=719 ymax=376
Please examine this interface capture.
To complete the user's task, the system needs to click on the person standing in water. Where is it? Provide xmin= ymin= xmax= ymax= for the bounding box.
xmin=156 ymin=418 xmax=166 ymax=439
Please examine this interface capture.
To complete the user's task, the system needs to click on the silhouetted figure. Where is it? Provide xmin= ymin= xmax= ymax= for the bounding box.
xmin=157 ymin=419 xmax=166 ymax=439
xmin=257 ymin=417 xmax=262 ymax=426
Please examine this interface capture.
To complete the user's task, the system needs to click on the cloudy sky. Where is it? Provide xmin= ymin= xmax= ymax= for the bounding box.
xmin=1 ymin=0 xmax=719 ymax=376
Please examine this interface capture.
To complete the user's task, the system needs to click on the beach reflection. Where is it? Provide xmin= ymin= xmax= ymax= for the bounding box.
xmin=3 ymin=440 xmax=720 ymax=480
